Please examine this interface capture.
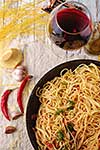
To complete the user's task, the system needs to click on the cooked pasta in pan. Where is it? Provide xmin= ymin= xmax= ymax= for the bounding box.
xmin=35 ymin=63 xmax=100 ymax=150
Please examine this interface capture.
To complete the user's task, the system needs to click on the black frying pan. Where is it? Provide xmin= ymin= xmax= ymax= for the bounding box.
xmin=26 ymin=59 xmax=100 ymax=150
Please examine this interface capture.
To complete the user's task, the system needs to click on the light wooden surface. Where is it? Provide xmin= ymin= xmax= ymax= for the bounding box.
xmin=0 ymin=0 xmax=100 ymax=150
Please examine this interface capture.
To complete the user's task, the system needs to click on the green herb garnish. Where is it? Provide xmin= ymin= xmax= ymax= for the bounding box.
xmin=66 ymin=122 xmax=74 ymax=132
xmin=68 ymin=100 xmax=75 ymax=105
xmin=67 ymin=105 xmax=74 ymax=110
xmin=67 ymin=100 xmax=75 ymax=111
xmin=55 ymin=109 xmax=64 ymax=115
xmin=57 ymin=130 xmax=64 ymax=141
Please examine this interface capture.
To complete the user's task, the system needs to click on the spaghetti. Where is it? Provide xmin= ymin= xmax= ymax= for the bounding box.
xmin=35 ymin=63 xmax=100 ymax=150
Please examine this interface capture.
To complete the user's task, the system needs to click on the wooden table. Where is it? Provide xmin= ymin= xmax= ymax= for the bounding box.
xmin=0 ymin=0 xmax=100 ymax=150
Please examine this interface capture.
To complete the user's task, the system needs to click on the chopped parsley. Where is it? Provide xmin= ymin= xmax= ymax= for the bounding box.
xmin=68 ymin=100 xmax=75 ymax=105
xmin=67 ymin=100 xmax=75 ymax=111
xmin=67 ymin=105 xmax=74 ymax=110
xmin=57 ymin=130 xmax=64 ymax=141
xmin=55 ymin=109 xmax=64 ymax=115
xmin=66 ymin=122 xmax=74 ymax=132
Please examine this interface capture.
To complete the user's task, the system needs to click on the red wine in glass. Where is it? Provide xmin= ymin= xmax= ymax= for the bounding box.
xmin=48 ymin=1 xmax=92 ymax=50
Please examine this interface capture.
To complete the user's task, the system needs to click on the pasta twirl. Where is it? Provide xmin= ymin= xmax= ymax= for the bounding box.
xmin=35 ymin=63 xmax=100 ymax=150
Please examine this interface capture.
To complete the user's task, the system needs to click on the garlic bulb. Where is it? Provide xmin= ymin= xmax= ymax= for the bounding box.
xmin=12 ymin=65 xmax=27 ymax=82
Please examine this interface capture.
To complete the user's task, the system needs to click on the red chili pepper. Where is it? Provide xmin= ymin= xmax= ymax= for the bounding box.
xmin=1 ymin=89 xmax=12 ymax=121
xmin=17 ymin=75 xmax=33 ymax=113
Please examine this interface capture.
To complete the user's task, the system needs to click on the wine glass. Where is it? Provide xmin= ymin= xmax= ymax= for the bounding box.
xmin=47 ymin=1 xmax=92 ymax=51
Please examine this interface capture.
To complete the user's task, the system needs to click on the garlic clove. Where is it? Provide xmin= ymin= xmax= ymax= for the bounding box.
xmin=15 ymin=75 xmax=24 ymax=82
xmin=12 ymin=72 xmax=24 ymax=82
xmin=13 ymin=68 xmax=23 ymax=76
xmin=12 ymin=65 xmax=27 ymax=82
xmin=16 ymin=65 xmax=26 ymax=70
xmin=16 ymin=65 xmax=27 ymax=74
